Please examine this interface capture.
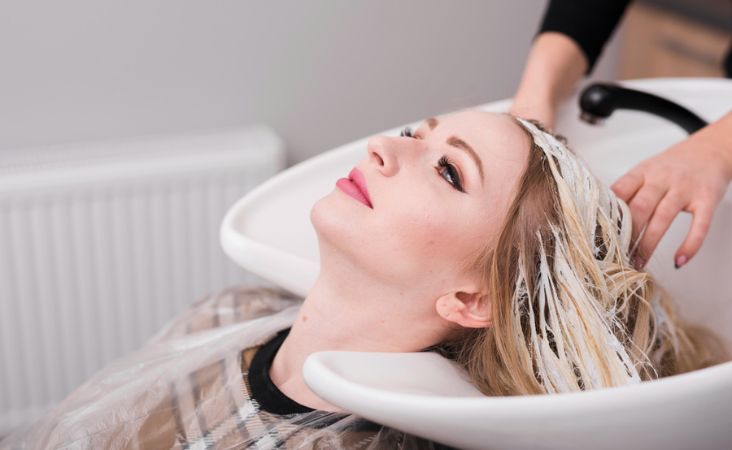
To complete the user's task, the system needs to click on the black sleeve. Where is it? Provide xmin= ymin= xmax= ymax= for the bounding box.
xmin=538 ymin=0 xmax=633 ymax=75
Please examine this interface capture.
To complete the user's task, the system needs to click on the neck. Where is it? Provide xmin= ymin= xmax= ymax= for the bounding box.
xmin=269 ymin=257 xmax=448 ymax=412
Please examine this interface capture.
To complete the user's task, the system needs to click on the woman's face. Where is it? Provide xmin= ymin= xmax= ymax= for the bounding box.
xmin=311 ymin=110 xmax=530 ymax=296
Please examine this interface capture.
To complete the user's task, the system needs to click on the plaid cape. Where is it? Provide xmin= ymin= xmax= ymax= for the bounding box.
xmin=2 ymin=286 xmax=449 ymax=449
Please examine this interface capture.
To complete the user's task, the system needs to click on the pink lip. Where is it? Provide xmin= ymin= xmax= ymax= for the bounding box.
xmin=336 ymin=167 xmax=372 ymax=209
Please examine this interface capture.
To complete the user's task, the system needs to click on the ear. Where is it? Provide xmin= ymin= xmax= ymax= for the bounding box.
xmin=435 ymin=289 xmax=492 ymax=329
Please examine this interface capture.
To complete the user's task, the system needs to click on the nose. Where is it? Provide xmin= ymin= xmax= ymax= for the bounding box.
xmin=367 ymin=135 xmax=417 ymax=177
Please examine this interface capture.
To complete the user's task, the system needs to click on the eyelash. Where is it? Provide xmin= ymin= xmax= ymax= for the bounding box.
xmin=438 ymin=156 xmax=464 ymax=192
xmin=400 ymin=126 xmax=464 ymax=193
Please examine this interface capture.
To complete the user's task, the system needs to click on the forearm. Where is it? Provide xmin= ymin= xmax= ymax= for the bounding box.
xmin=510 ymin=32 xmax=588 ymax=127
xmin=700 ymin=110 xmax=732 ymax=179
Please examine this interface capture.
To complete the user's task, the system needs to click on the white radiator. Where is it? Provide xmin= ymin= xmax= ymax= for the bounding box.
xmin=0 ymin=126 xmax=285 ymax=435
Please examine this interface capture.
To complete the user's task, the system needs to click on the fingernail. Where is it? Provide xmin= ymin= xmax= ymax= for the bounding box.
xmin=674 ymin=255 xmax=687 ymax=269
xmin=632 ymin=256 xmax=645 ymax=270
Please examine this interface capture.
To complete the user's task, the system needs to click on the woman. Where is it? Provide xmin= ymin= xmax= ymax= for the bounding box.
xmin=2 ymin=110 xmax=727 ymax=449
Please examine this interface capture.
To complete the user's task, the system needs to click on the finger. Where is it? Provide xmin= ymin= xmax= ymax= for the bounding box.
xmin=611 ymin=171 xmax=644 ymax=203
xmin=675 ymin=202 xmax=715 ymax=268
xmin=635 ymin=193 xmax=683 ymax=266
xmin=627 ymin=184 xmax=668 ymax=246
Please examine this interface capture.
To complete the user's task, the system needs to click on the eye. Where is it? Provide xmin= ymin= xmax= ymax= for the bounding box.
xmin=437 ymin=156 xmax=464 ymax=192
xmin=402 ymin=126 xmax=464 ymax=192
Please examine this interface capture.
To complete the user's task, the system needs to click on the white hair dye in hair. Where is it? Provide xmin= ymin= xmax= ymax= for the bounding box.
xmin=510 ymin=117 xmax=656 ymax=392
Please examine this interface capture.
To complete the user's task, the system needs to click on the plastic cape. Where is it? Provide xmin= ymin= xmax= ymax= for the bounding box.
xmin=0 ymin=286 xmax=449 ymax=449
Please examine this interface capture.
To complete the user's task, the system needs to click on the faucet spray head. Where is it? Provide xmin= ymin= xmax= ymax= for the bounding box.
xmin=579 ymin=111 xmax=605 ymax=125
xmin=579 ymin=84 xmax=615 ymax=125
xmin=577 ymin=82 xmax=708 ymax=134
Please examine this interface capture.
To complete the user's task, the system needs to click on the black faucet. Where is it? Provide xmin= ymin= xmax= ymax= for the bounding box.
xmin=578 ymin=82 xmax=708 ymax=135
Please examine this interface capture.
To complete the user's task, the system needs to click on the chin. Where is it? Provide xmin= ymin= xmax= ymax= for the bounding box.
xmin=309 ymin=195 xmax=330 ymax=236
xmin=310 ymin=192 xmax=356 ymax=248
xmin=311 ymin=187 xmax=371 ymax=228
xmin=310 ymin=192 xmax=380 ymax=270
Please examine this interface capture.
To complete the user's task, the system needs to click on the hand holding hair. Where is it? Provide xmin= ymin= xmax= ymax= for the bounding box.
xmin=612 ymin=111 xmax=732 ymax=269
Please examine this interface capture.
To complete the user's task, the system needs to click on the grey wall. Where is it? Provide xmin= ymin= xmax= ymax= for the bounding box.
xmin=0 ymin=1 xmax=620 ymax=165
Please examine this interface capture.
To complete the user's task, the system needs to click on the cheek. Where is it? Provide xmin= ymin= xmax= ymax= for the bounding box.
xmin=311 ymin=187 xmax=493 ymax=286
xmin=367 ymin=200 xmax=485 ymax=280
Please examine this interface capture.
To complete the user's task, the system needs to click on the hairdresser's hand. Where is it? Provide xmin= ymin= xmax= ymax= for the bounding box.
xmin=611 ymin=112 xmax=732 ymax=269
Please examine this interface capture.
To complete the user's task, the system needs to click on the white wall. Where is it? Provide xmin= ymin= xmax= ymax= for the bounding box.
xmin=0 ymin=0 xmax=620 ymax=165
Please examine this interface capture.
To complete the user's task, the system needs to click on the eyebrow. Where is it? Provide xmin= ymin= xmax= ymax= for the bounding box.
xmin=447 ymin=136 xmax=485 ymax=185
xmin=423 ymin=117 xmax=485 ymax=186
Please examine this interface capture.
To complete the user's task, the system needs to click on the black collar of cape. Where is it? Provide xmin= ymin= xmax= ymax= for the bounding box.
xmin=247 ymin=327 xmax=383 ymax=432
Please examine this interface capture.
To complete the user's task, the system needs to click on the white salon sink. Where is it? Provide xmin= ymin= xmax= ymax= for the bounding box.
xmin=222 ymin=78 xmax=732 ymax=450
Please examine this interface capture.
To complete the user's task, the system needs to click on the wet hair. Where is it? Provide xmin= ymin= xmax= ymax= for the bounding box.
xmin=432 ymin=115 xmax=729 ymax=395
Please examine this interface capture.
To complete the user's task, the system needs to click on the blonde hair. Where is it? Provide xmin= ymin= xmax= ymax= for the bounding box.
xmin=435 ymin=116 xmax=729 ymax=396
